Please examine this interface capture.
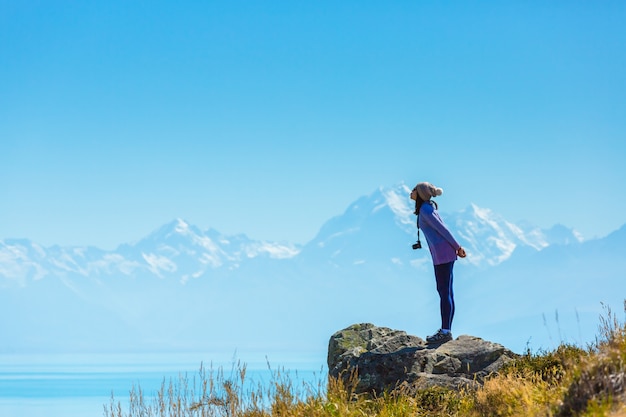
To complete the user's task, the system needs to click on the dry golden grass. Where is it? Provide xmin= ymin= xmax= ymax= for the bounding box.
xmin=106 ymin=301 xmax=626 ymax=417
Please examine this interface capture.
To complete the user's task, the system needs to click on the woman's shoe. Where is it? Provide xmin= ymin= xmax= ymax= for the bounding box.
xmin=426 ymin=329 xmax=452 ymax=344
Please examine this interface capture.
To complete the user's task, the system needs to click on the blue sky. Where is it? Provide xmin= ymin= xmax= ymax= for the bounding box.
xmin=1 ymin=1 xmax=625 ymax=249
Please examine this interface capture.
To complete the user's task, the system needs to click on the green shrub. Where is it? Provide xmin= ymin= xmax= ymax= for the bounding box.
xmin=501 ymin=343 xmax=589 ymax=385
xmin=106 ymin=301 xmax=626 ymax=417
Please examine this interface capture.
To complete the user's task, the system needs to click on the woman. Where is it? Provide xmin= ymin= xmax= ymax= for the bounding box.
xmin=410 ymin=182 xmax=467 ymax=344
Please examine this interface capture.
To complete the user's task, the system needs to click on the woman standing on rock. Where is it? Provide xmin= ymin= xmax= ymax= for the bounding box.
xmin=410 ymin=182 xmax=466 ymax=344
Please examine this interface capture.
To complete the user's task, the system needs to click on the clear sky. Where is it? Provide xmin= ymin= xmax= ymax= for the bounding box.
xmin=2 ymin=1 xmax=625 ymax=250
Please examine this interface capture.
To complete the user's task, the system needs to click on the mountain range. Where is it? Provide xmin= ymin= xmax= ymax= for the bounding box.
xmin=1 ymin=183 xmax=624 ymax=360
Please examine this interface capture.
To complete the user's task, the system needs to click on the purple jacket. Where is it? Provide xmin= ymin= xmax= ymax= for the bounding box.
xmin=419 ymin=202 xmax=461 ymax=265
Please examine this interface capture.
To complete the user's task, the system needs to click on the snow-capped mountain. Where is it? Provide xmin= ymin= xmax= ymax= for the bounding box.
xmin=447 ymin=204 xmax=583 ymax=267
xmin=0 ymin=183 xmax=621 ymax=355
xmin=0 ymin=218 xmax=300 ymax=287
xmin=1 ymin=184 xmax=579 ymax=286
xmin=298 ymin=184 xmax=582 ymax=269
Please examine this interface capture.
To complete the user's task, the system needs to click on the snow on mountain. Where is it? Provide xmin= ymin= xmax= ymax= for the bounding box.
xmin=543 ymin=223 xmax=585 ymax=245
xmin=449 ymin=204 xmax=553 ymax=267
xmin=300 ymin=184 xmax=582 ymax=270
xmin=0 ymin=184 xmax=583 ymax=285
xmin=0 ymin=219 xmax=301 ymax=286
xmin=298 ymin=184 xmax=418 ymax=268
xmin=1 ymin=183 xmax=617 ymax=355
xmin=458 ymin=223 xmax=624 ymax=351
xmin=0 ymin=239 xmax=49 ymax=286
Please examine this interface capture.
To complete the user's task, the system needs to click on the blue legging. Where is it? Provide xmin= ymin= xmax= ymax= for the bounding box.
xmin=434 ymin=262 xmax=455 ymax=331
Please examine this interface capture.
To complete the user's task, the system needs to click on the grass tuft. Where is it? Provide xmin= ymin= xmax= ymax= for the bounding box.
xmin=105 ymin=301 xmax=626 ymax=417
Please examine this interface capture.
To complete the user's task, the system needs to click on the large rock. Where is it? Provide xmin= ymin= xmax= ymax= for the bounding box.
xmin=328 ymin=323 xmax=518 ymax=394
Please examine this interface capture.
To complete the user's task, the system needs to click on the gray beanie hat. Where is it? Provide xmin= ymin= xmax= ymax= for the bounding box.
xmin=415 ymin=182 xmax=443 ymax=201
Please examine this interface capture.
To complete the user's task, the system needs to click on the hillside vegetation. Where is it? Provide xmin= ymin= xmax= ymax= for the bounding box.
xmin=106 ymin=302 xmax=625 ymax=417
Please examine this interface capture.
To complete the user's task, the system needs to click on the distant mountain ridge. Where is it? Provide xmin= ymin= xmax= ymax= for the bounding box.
xmin=0 ymin=183 xmax=622 ymax=356
xmin=296 ymin=184 xmax=582 ymax=270
xmin=0 ymin=184 xmax=585 ymax=286
xmin=0 ymin=218 xmax=301 ymax=287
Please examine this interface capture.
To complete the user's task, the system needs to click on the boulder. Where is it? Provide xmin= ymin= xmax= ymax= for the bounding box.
xmin=328 ymin=323 xmax=518 ymax=394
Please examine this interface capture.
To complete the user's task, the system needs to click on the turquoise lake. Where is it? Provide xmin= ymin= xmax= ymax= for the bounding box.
xmin=0 ymin=352 xmax=327 ymax=417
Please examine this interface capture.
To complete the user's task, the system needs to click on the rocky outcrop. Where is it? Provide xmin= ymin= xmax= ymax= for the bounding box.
xmin=328 ymin=323 xmax=518 ymax=394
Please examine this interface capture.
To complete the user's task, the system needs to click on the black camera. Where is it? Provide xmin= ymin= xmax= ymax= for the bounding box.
xmin=412 ymin=240 xmax=422 ymax=250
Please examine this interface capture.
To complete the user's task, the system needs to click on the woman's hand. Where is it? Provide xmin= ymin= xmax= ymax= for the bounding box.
xmin=457 ymin=247 xmax=467 ymax=258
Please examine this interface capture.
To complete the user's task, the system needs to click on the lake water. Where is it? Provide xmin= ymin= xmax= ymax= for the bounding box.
xmin=0 ymin=352 xmax=327 ymax=417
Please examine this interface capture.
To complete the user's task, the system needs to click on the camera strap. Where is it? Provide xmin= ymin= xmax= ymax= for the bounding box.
xmin=414 ymin=201 xmax=421 ymax=245
xmin=416 ymin=215 xmax=421 ymax=244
